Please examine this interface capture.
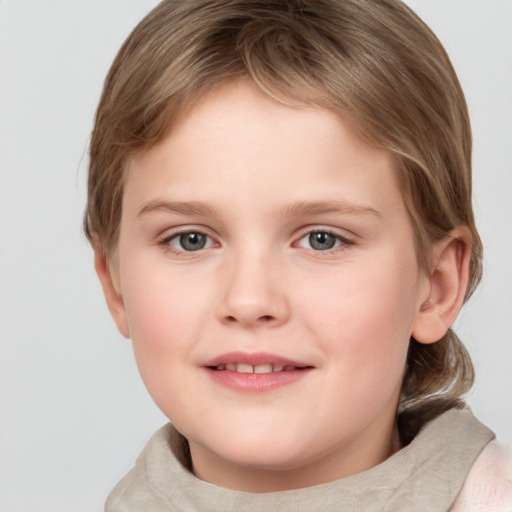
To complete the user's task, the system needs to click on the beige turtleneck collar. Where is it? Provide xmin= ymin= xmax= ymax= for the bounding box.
xmin=106 ymin=408 xmax=494 ymax=512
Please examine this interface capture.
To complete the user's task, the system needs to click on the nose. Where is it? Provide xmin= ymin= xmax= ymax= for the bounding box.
xmin=216 ymin=250 xmax=290 ymax=328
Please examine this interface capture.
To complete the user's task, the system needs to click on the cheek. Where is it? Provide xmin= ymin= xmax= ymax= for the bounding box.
xmin=120 ymin=272 xmax=207 ymax=417
xmin=119 ymin=259 xmax=209 ymax=379
xmin=299 ymin=252 xmax=420 ymax=383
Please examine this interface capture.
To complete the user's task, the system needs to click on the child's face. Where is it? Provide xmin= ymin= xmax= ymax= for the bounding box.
xmin=108 ymin=81 xmax=431 ymax=490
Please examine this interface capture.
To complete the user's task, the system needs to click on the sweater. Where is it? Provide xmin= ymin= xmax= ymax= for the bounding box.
xmin=105 ymin=408 xmax=511 ymax=511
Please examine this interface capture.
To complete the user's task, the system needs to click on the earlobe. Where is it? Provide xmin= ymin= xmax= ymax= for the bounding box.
xmin=93 ymin=244 xmax=130 ymax=339
xmin=412 ymin=227 xmax=472 ymax=344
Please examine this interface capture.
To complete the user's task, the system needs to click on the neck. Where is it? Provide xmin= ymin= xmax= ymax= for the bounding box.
xmin=189 ymin=421 xmax=402 ymax=493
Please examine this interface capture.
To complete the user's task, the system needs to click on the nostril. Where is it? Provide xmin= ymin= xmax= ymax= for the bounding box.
xmin=223 ymin=314 xmax=275 ymax=325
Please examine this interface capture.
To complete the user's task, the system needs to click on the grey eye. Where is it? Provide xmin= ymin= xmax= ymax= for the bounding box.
xmin=308 ymin=232 xmax=337 ymax=250
xmin=172 ymin=232 xmax=210 ymax=251
xmin=297 ymin=231 xmax=343 ymax=251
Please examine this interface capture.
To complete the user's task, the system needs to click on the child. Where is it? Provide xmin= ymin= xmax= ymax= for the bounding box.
xmin=84 ymin=0 xmax=512 ymax=510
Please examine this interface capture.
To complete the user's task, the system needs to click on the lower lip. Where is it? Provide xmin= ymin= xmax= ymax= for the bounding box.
xmin=203 ymin=368 xmax=311 ymax=393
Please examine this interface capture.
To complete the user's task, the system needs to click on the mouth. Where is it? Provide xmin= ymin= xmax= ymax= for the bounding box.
xmin=202 ymin=352 xmax=313 ymax=392
xmin=209 ymin=363 xmax=305 ymax=373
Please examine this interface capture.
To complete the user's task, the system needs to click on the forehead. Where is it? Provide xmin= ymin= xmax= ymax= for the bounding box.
xmin=124 ymin=81 xmax=406 ymax=225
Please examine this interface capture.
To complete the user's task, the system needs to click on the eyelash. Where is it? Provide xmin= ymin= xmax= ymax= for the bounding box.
xmin=158 ymin=228 xmax=355 ymax=255
xmin=295 ymin=228 xmax=355 ymax=254
xmin=158 ymin=229 xmax=216 ymax=255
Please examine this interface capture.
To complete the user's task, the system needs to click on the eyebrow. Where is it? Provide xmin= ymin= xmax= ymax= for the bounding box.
xmin=137 ymin=199 xmax=382 ymax=219
xmin=280 ymin=200 xmax=382 ymax=218
xmin=137 ymin=200 xmax=219 ymax=218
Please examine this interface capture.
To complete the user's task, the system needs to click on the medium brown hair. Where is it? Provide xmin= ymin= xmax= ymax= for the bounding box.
xmin=84 ymin=0 xmax=481 ymax=434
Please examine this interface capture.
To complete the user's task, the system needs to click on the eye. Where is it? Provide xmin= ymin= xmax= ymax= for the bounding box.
xmin=164 ymin=231 xmax=214 ymax=252
xmin=297 ymin=231 xmax=350 ymax=251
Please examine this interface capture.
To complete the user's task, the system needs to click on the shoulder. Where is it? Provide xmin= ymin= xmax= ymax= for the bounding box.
xmin=451 ymin=440 xmax=512 ymax=511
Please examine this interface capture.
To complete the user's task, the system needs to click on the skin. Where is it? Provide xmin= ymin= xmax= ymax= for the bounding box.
xmin=95 ymin=81 xmax=471 ymax=492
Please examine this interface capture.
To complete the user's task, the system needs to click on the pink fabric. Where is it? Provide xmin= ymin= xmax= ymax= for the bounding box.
xmin=451 ymin=441 xmax=512 ymax=511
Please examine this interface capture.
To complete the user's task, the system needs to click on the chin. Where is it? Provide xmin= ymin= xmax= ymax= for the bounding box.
xmin=204 ymin=428 xmax=318 ymax=470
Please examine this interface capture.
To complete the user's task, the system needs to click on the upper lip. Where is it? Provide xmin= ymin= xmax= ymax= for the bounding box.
xmin=202 ymin=351 xmax=311 ymax=368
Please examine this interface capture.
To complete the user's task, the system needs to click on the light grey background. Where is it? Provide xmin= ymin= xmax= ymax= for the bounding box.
xmin=0 ymin=1 xmax=510 ymax=511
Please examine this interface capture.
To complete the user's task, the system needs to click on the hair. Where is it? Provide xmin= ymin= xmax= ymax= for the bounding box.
xmin=84 ymin=0 xmax=482 ymax=440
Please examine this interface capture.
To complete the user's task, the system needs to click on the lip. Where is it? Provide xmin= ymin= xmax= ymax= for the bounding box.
xmin=202 ymin=351 xmax=310 ymax=368
xmin=201 ymin=351 xmax=313 ymax=393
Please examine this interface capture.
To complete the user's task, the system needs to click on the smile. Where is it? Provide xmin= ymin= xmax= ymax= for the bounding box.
xmin=202 ymin=352 xmax=312 ymax=392
xmin=212 ymin=363 xmax=301 ymax=373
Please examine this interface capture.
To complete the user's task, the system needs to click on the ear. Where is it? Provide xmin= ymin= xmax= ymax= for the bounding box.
xmin=412 ymin=226 xmax=472 ymax=344
xmin=93 ymin=243 xmax=130 ymax=339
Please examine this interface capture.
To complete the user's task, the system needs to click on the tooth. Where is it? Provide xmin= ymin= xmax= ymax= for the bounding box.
xmin=284 ymin=366 xmax=296 ymax=371
xmin=216 ymin=364 xmax=225 ymax=370
xmin=254 ymin=364 xmax=273 ymax=374
xmin=236 ymin=364 xmax=254 ymax=373
xmin=225 ymin=363 xmax=237 ymax=371
xmin=272 ymin=364 xmax=284 ymax=372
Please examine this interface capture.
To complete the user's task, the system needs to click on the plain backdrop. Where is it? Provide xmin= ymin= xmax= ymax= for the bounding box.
xmin=0 ymin=1 xmax=511 ymax=511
